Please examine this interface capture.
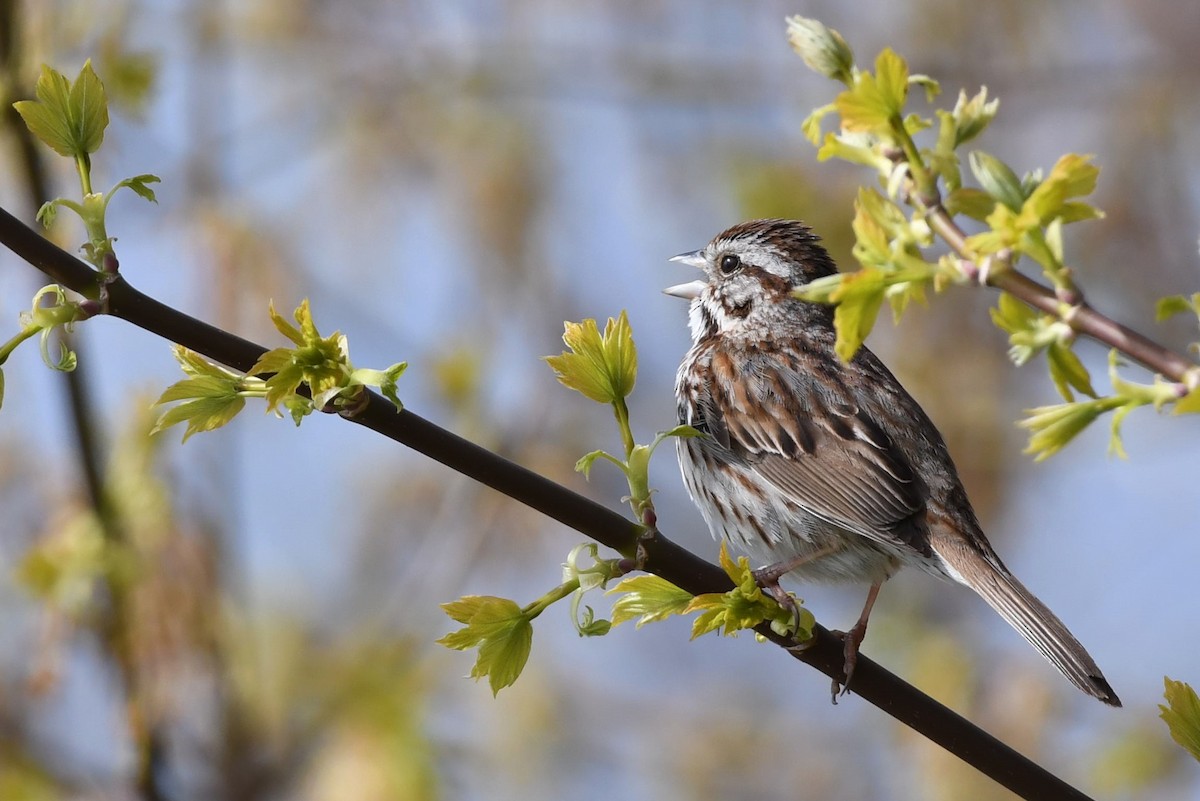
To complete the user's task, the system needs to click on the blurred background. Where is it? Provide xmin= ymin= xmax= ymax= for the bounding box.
xmin=1 ymin=1 xmax=1199 ymax=799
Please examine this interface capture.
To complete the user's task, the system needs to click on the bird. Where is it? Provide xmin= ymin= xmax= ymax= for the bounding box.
xmin=664 ymin=217 xmax=1119 ymax=706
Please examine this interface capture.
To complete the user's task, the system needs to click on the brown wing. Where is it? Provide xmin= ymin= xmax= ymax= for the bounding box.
xmin=708 ymin=347 xmax=929 ymax=554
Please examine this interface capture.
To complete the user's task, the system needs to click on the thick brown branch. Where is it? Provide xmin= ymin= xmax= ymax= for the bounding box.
xmin=0 ymin=205 xmax=1098 ymax=801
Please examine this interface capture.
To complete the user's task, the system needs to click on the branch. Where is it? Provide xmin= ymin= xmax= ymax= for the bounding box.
xmin=0 ymin=204 xmax=1098 ymax=801
xmin=925 ymin=204 xmax=1200 ymax=388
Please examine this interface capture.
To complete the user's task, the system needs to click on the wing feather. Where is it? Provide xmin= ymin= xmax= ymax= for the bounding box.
xmin=709 ymin=347 xmax=927 ymax=553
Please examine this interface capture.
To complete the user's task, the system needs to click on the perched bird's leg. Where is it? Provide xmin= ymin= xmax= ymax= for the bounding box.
xmin=752 ymin=545 xmax=839 ymax=629
xmin=830 ymin=580 xmax=884 ymax=702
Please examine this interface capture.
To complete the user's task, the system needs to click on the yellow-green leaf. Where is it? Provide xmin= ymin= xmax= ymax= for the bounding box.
xmin=1156 ymin=294 xmax=1200 ymax=322
xmin=1047 ymin=341 xmax=1097 ymax=401
xmin=943 ymin=188 xmax=996 ymax=221
xmin=969 ymin=150 xmax=1025 ymax=212
xmin=608 ymin=575 xmax=693 ymax=628
xmin=1021 ymin=153 xmax=1100 ymax=228
xmin=1019 ymin=400 xmax=1107 ymax=461
xmin=1160 ymin=678 xmax=1200 ymax=762
xmin=12 ymin=61 xmax=109 ymax=157
xmin=834 ymin=49 xmax=908 ymax=135
xmin=829 ymin=268 xmax=888 ymax=362
xmin=437 ymin=595 xmax=533 ymax=695
xmin=1174 ymin=388 xmax=1200 ymax=415
xmin=544 ymin=311 xmax=637 ymax=404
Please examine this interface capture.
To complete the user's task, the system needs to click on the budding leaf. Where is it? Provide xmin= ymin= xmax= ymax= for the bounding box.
xmin=1161 ymin=678 xmax=1200 ymax=763
xmin=544 ymin=310 xmax=637 ymax=404
xmin=111 ymin=173 xmax=161 ymax=204
xmin=574 ymin=449 xmax=622 ymax=479
xmin=685 ymin=544 xmax=811 ymax=640
xmin=608 ymin=574 xmax=694 ymax=628
xmin=969 ymin=150 xmax=1026 ymax=212
xmin=250 ymin=300 xmax=350 ymax=416
xmin=13 ymin=61 xmax=109 ymax=158
xmin=1019 ymin=400 xmax=1107 ymax=461
xmin=1046 ymin=341 xmax=1097 ymax=401
xmin=949 ymin=87 xmax=998 ymax=148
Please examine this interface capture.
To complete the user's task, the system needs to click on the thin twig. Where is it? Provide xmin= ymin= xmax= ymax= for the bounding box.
xmin=923 ymin=194 xmax=1200 ymax=389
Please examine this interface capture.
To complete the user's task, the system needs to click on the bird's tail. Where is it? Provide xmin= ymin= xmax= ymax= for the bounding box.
xmin=964 ymin=560 xmax=1121 ymax=706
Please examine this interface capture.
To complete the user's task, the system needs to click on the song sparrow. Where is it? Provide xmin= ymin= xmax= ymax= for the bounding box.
xmin=666 ymin=218 xmax=1119 ymax=706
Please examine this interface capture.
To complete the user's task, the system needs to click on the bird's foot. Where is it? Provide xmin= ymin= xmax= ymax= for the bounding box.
xmin=827 ymin=620 xmax=868 ymax=704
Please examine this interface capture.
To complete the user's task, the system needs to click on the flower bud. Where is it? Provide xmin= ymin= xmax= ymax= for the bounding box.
xmin=787 ymin=16 xmax=855 ymax=85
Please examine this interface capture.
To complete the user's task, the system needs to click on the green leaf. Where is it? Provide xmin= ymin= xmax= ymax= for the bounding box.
xmin=659 ymin=424 xmax=703 ymax=440
xmin=1155 ymin=293 xmax=1200 ymax=322
xmin=153 ymin=392 xmax=246 ymax=442
xmin=1171 ymin=386 xmax=1200 ymax=412
xmin=347 ymin=362 xmax=407 ymax=410
xmin=682 ymin=544 xmax=811 ymax=640
xmin=908 ymin=74 xmax=940 ymax=103
xmin=949 ymin=87 xmax=998 ymax=148
xmin=1160 ymin=677 xmax=1200 ymax=762
xmin=250 ymin=300 xmax=353 ymax=415
xmin=1019 ymin=397 xmax=1121 ymax=461
xmin=475 ymin=615 xmax=533 ymax=696
xmin=69 ymin=61 xmax=109 ymax=154
xmin=1046 ymin=341 xmax=1097 ymax=401
xmin=1019 ymin=153 xmax=1101 ymax=229
xmin=437 ymin=596 xmax=533 ymax=696
xmin=608 ymin=575 xmax=693 ymax=628
xmin=1108 ymin=403 xmax=1136 ymax=459
xmin=111 ymin=173 xmax=161 ymax=203
xmin=829 ymin=268 xmax=887 ymax=362
xmin=969 ymin=150 xmax=1025 ymax=212
xmin=153 ymin=347 xmax=252 ymax=440
xmin=801 ymin=103 xmax=837 ymax=145
xmin=1019 ymin=401 xmax=1099 ymax=461
xmin=35 ymin=201 xmax=58 ymax=227
xmin=573 ymin=449 xmax=623 ymax=479
xmin=816 ymin=132 xmax=892 ymax=172
xmin=1174 ymin=388 xmax=1200 ymax=415
xmin=544 ymin=311 xmax=638 ymax=404
xmin=943 ymin=188 xmax=995 ymax=221
xmin=835 ymin=48 xmax=908 ymax=135
xmin=152 ymin=371 xmax=246 ymax=442
xmin=267 ymin=299 xmax=306 ymax=346
xmin=786 ymin=16 xmax=855 ymax=84
xmin=12 ymin=61 xmax=109 ymax=157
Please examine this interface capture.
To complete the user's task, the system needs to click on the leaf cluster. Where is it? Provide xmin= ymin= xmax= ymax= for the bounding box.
xmin=154 ymin=299 xmax=406 ymax=439
xmin=789 ymin=15 xmax=1200 ymax=458
xmin=609 ymin=543 xmax=812 ymax=641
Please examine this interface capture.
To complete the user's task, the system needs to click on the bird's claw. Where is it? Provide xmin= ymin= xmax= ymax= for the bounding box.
xmin=828 ymin=623 xmax=867 ymax=704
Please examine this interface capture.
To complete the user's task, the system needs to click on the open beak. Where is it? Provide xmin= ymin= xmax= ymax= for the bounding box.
xmin=669 ymin=249 xmax=707 ymax=270
xmin=663 ymin=280 xmax=705 ymax=300
xmin=665 ymin=249 xmax=707 ymax=299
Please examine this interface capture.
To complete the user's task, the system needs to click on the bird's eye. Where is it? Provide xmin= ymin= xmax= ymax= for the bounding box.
xmin=719 ymin=253 xmax=742 ymax=275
